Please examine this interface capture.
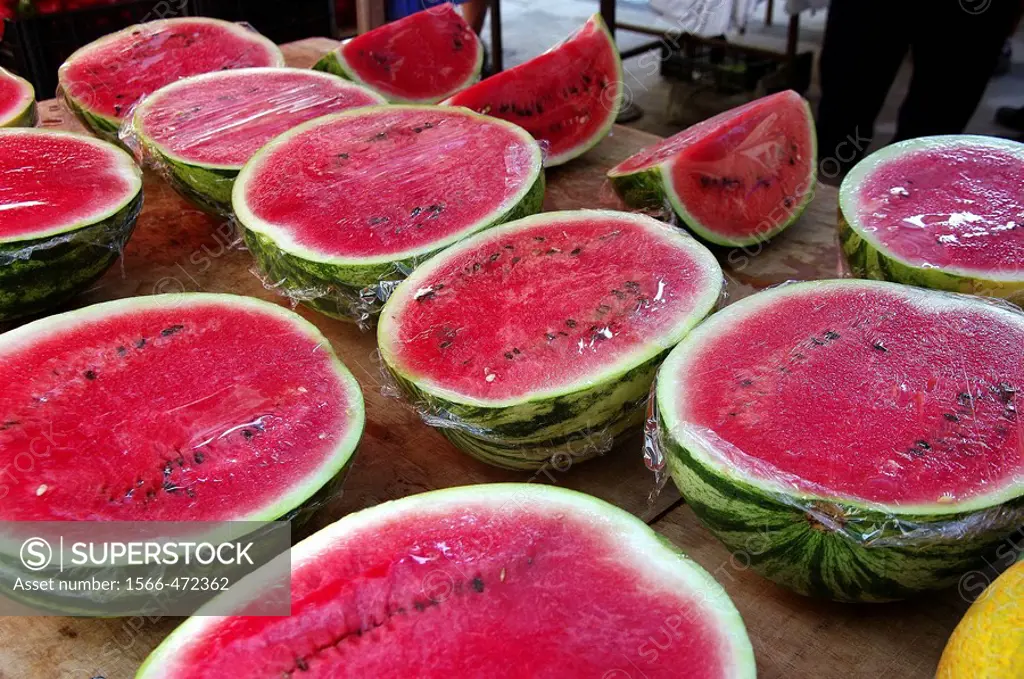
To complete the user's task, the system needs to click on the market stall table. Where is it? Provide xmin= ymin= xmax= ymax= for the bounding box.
xmin=0 ymin=37 xmax=971 ymax=679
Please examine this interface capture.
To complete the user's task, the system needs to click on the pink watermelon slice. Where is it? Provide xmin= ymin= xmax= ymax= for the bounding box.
xmin=378 ymin=210 xmax=723 ymax=469
xmin=444 ymin=13 xmax=623 ymax=167
xmin=655 ymin=279 xmax=1024 ymax=601
xmin=840 ymin=135 xmax=1024 ymax=304
xmin=0 ymin=66 xmax=35 ymax=127
xmin=313 ymin=4 xmax=483 ymax=104
xmin=0 ymin=128 xmax=142 ymax=321
xmin=137 ymin=484 xmax=756 ymax=679
xmin=133 ymin=67 xmax=385 ymax=214
xmin=58 ymin=17 xmax=285 ymax=143
xmin=608 ymin=90 xmax=817 ymax=247
xmin=233 ymin=105 xmax=545 ymax=322
xmin=0 ymin=293 xmax=364 ymax=522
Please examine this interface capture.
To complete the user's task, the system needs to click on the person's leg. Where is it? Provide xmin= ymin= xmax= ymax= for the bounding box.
xmin=896 ymin=1 xmax=1019 ymax=141
xmin=462 ymin=0 xmax=488 ymax=34
xmin=816 ymin=0 xmax=910 ymax=176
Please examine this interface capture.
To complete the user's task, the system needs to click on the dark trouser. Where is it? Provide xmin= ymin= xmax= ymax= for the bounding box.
xmin=817 ymin=0 xmax=1018 ymax=174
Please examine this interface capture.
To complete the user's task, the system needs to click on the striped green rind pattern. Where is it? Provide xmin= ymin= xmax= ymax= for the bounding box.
xmin=607 ymin=165 xmax=666 ymax=211
xmin=0 ymin=193 xmax=142 ymax=322
xmin=840 ymin=207 xmax=1024 ymax=306
xmin=660 ymin=423 xmax=1024 ymax=602
xmin=312 ymin=51 xmax=345 ymax=79
xmin=240 ymin=170 xmax=545 ymax=323
xmin=385 ymin=352 xmax=661 ymax=469
xmin=656 ymin=279 xmax=1024 ymax=601
xmin=62 ymin=93 xmax=122 ymax=145
xmin=140 ymin=138 xmax=238 ymax=214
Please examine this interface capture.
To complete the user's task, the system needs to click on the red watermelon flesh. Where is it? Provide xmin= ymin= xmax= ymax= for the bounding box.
xmin=610 ymin=90 xmax=816 ymax=246
xmin=334 ymin=4 xmax=481 ymax=103
xmin=668 ymin=280 xmax=1024 ymax=506
xmin=380 ymin=211 xmax=723 ymax=402
xmin=843 ymin=137 xmax=1024 ymax=274
xmin=0 ymin=295 xmax=363 ymax=522
xmin=59 ymin=18 xmax=284 ymax=124
xmin=139 ymin=485 xmax=755 ymax=679
xmin=444 ymin=13 xmax=623 ymax=167
xmin=135 ymin=68 xmax=385 ymax=168
xmin=236 ymin=106 xmax=541 ymax=259
xmin=0 ymin=67 xmax=32 ymax=125
xmin=0 ymin=130 xmax=139 ymax=241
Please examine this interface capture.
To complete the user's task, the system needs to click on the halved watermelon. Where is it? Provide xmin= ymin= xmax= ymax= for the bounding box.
xmin=840 ymin=135 xmax=1024 ymax=304
xmin=379 ymin=210 xmax=723 ymax=469
xmin=133 ymin=68 xmax=385 ymax=214
xmin=313 ymin=4 xmax=482 ymax=104
xmin=0 ymin=66 xmax=35 ymax=127
xmin=655 ymin=279 xmax=1024 ymax=602
xmin=608 ymin=90 xmax=817 ymax=247
xmin=0 ymin=128 xmax=142 ymax=321
xmin=233 ymin=105 xmax=544 ymax=323
xmin=138 ymin=484 xmax=756 ymax=679
xmin=444 ymin=13 xmax=623 ymax=167
xmin=0 ymin=293 xmax=364 ymax=522
xmin=58 ymin=17 xmax=285 ymax=143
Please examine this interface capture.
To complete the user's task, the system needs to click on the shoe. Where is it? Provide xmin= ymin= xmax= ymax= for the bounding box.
xmin=995 ymin=106 xmax=1024 ymax=131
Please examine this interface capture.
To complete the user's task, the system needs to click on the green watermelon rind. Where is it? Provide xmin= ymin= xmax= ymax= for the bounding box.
xmin=135 ymin=484 xmax=757 ymax=679
xmin=57 ymin=17 xmax=286 ymax=144
xmin=655 ymin=279 xmax=1024 ymax=602
xmin=233 ymin=105 xmax=546 ymax=322
xmin=0 ymin=129 xmax=144 ymax=321
xmin=0 ymin=67 xmax=37 ymax=128
xmin=839 ymin=135 xmax=1024 ymax=305
xmin=313 ymin=34 xmax=484 ymax=105
xmin=378 ymin=210 xmax=723 ymax=470
xmin=608 ymin=97 xmax=818 ymax=248
xmin=132 ymin=68 xmax=388 ymax=215
xmin=0 ymin=293 xmax=365 ymax=523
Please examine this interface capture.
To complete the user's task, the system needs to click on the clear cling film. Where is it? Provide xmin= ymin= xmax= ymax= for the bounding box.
xmin=375 ymin=209 xmax=726 ymax=470
xmin=120 ymin=67 xmax=387 ymax=216
xmin=648 ymin=278 xmax=1024 ymax=602
xmin=0 ymin=127 xmax=142 ymax=322
xmin=56 ymin=17 xmax=284 ymax=143
xmin=230 ymin=104 xmax=547 ymax=327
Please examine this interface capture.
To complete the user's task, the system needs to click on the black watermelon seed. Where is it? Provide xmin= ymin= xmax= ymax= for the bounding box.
xmin=161 ymin=325 xmax=184 ymax=337
xmin=471 ymin=577 xmax=484 ymax=593
xmin=84 ymin=370 xmax=97 ymax=380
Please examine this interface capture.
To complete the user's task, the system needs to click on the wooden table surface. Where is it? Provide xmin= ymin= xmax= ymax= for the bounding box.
xmin=0 ymin=37 xmax=969 ymax=679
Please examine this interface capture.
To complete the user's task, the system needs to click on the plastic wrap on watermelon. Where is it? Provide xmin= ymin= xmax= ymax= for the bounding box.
xmin=226 ymin=104 xmax=548 ymax=329
xmin=0 ymin=127 xmax=143 ymax=322
xmin=647 ymin=278 xmax=1024 ymax=602
xmin=56 ymin=17 xmax=286 ymax=145
xmin=371 ymin=209 xmax=727 ymax=471
xmin=118 ymin=67 xmax=387 ymax=216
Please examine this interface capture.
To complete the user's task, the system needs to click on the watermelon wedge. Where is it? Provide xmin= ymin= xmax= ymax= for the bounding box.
xmin=133 ymin=68 xmax=385 ymax=214
xmin=654 ymin=279 xmax=1024 ymax=602
xmin=608 ymin=90 xmax=816 ymax=247
xmin=233 ymin=105 xmax=544 ymax=323
xmin=379 ymin=210 xmax=723 ymax=469
xmin=840 ymin=135 xmax=1024 ymax=304
xmin=313 ymin=4 xmax=482 ymax=104
xmin=137 ymin=484 xmax=756 ymax=679
xmin=0 ymin=129 xmax=142 ymax=321
xmin=0 ymin=66 xmax=36 ymax=127
xmin=0 ymin=294 xmax=364 ymax=523
xmin=58 ymin=18 xmax=285 ymax=143
xmin=444 ymin=13 xmax=623 ymax=167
